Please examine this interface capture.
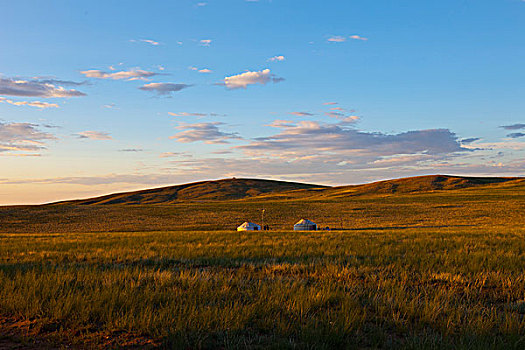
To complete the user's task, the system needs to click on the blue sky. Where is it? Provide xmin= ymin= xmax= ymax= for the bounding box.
xmin=1 ymin=0 xmax=524 ymax=204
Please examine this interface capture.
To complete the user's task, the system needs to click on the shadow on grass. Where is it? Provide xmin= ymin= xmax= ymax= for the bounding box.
xmin=0 ymin=253 xmax=373 ymax=274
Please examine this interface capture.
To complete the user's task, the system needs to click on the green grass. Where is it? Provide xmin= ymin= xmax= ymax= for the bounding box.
xmin=0 ymin=182 xmax=524 ymax=348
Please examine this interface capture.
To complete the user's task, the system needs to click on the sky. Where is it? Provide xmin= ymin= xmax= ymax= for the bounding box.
xmin=1 ymin=0 xmax=524 ymax=205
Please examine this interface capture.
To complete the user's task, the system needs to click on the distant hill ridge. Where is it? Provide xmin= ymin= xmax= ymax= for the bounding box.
xmin=53 ymin=175 xmax=523 ymax=205
xmin=56 ymin=178 xmax=325 ymax=205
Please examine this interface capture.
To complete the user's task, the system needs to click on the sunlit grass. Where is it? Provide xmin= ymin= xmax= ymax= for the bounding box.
xmin=1 ymin=227 xmax=525 ymax=348
xmin=0 ymin=183 xmax=523 ymax=348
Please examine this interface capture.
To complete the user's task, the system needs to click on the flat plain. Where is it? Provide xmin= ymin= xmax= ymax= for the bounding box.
xmin=0 ymin=176 xmax=524 ymax=349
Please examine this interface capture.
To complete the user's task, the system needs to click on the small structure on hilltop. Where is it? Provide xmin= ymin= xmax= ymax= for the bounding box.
xmin=237 ymin=222 xmax=261 ymax=231
xmin=293 ymin=219 xmax=317 ymax=231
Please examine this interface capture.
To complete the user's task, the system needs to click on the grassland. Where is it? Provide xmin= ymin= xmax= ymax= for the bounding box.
xmin=0 ymin=177 xmax=524 ymax=348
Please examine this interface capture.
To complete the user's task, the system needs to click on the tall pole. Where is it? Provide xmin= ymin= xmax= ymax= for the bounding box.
xmin=262 ymin=209 xmax=265 ymax=229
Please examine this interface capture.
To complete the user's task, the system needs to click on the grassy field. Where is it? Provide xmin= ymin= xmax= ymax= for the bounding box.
xmin=0 ymin=179 xmax=524 ymax=348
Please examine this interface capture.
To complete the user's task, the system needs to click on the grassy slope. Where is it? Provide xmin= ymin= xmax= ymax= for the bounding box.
xmin=53 ymin=178 xmax=327 ymax=205
xmin=0 ymin=175 xmax=524 ymax=348
xmin=0 ymin=175 xmax=523 ymax=234
xmin=47 ymin=175 xmax=522 ymax=205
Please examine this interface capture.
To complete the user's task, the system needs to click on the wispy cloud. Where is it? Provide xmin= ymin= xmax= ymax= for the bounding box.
xmin=327 ymin=36 xmax=346 ymax=42
xmin=76 ymin=131 xmax=113 ymax=140
xmin=189 ymin=66 xmax=212 ymax=73
xmin=170 ymin=122 xmax=240 ymax=144
xmin=33 ymin=78 xmax=87 ymax=86
xmin=328 ymin=35 xmax=368 ymax=43
xmin=500 ymin=123 xmax=525 ymax=130
xmin=290 ymin=111 xmax=314 ymax=117
xmin=0 ymin=97 xmax=58 ymax=109
xmin=169 ymin=112 xmax=207 ymax=117
xmin=118 ymin=148 xmax=144 ymax=152
xmin=325 ymin=111 xmax=360 ymax=123
xmin=349 ymin=35 xmax=368 ymax=41
xmin=139 ymin=82 xmax=192 ymax=95
xmin=200 ymin=39 xmax=212 ymax=46
xmin=0 ymin=174 xmax=182 ymax=186
xmin=80 ymin=69 xmax=159 ymax=81
xmin=507 ymin=133 xmax=525 ymax=138
xmin=268 ymin=55 xmax=285 ymax=62
xmin=0 ymin=77 xmax=85 ymax=97
xmin=460 ymin=137 xmax=480 ymax=144
xmin=223 ymin=69 xmax=284 ymax=89
xmin=0 ymin=122 xmax=56 ymax=154
xmin=159 ymin=152 xmax=192 ymax=158
xmin=130 ymin=38 xmax=160 ymax=46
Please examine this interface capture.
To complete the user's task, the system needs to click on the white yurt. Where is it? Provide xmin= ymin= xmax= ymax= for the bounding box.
xmin=293 ymin=219 xmax=317 ymax=231
xmin=237 ymin=222 xmax=262 ymax=231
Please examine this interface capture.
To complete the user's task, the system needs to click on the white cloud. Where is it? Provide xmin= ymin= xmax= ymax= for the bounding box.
xmin=223 ymin=69 xmax=283 ymax=89
xmin=159 ymin=152 xmax=192 ymax=158
xmin=130 ymin=39 xmax=160 ymax=46
xmin=0 ymin=97 xmax=58 ymax=108
xmin=327 ymin=36 xmax=346 ymax=42
xmin=169 ymin=112 xmax=207 ymax=117
xmin=0 ymin=78 xmax=85 ymax=97
xmin=140 ymin=39 xmax=160 ymax=45
xmin=139 ymin=82 xmax=192 ymax=95
xmin=349 ymin=35 xmax=368 ymax=41
xmin=80 ymin=69 xmax=159 ymax=81
xmin=290 ymin=111 xmax=314 ymax=117
xmin=76 ymin=131 xmax=113 ymax=140
xmin=189 ymin=66 xmax=212 ymax=73
xmin=0 ymin=122 xmax=56 ymax=154
xmin=200 ymin=39 xmax=212 ymax=46
xmin=463 ymin=140 xmax=525 ymax=151
xmin=325 ymin=111 xmax=360 ymax=123
xmin=197 ymin=2 xmax=207 ymax=6
xmin=268 ymin=55 xmax=285 ymax=62
xmin=170 ymin=122 xmax=240 ymax=144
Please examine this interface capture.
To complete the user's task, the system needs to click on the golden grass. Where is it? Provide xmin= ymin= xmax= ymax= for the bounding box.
xmin=0 ymin=179 xmax=523 ymax=348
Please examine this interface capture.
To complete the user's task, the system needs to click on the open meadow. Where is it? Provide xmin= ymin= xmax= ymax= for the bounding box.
xmin=0 ymin=178 xmax=524 ymax=348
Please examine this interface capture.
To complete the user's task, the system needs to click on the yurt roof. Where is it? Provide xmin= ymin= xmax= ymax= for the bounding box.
xmin=295 ymin=219 xmax=316 ymax=225
xmin=239 ymin=222 xmax=259 ymax=227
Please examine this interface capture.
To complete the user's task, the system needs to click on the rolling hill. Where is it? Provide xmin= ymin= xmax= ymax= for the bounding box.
xmin=54 ymin=178 xmax=327 ymax=205
xmin=315 ymin=174 xmax=524 ymax=198
xmin=52 ymin=175 xmax=523 ymax=205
